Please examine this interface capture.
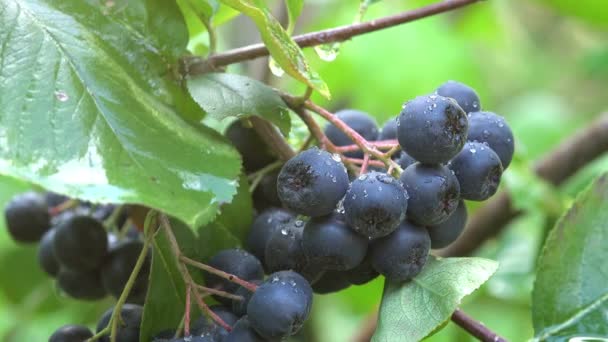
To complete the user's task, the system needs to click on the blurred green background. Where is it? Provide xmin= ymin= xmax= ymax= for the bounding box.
xmin=1 ymin=0 xmax=607 ymax=340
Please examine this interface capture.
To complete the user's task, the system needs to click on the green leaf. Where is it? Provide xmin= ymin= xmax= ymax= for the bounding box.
xmin=372 ymin=257 xmax=498 ymax=342
xmin=219 ymin=0 xmax=330 ymax=98
xmin=285 ymin=0 xmax=304 ymax=33
xmin=532 ymin=173 xmax=608 ymax=341
xmin=187 ymin=73 xmax=291 ymax=135
xmin=214 ymin=175 xmax=254 ymax=242
xmin=0 ymin=0 xmax=241 ymax=228
xmin=197 ymin=221 xmax=242 ymax=262
xmin=140 ymin=220 xmax=200 ymax=342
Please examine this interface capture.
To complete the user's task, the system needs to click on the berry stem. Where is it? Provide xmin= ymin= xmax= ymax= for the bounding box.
xmin=194 ymin=284 xmax=245 ymax=301
xmin=184 ymin=284 xmax=191 ymax=337
xmin=183 ymin=0 xmax=481 ymax=73
xmin=48 ymin=199 xmax=78 ymax=216
xmin=159 ymin=214 xmax=233 ymax=332
xmin=335 ymin=140 xmax=399 ymax=153
xmin=248 ymin=160 xmax=283 ymax=192
xmin=359 ymin=154 xmax=371 ymax=175
xmin=180 ymin=256 xmax=259 ymax=292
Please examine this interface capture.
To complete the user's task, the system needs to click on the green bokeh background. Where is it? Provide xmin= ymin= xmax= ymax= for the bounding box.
xmin=1 ymin=0 xmax=607 ymax=340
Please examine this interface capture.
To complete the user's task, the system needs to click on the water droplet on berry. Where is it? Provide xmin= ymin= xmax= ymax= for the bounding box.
xmin=280 ymin=229 xmax=288 ymax=235
xmin=469 ymin=148 xmax=477 ymax=154
xmin=332 ymin=154 xmax=341 ymax=162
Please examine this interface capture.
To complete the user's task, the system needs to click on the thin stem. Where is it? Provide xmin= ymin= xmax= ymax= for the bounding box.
xmin=334 ymin=140 xmax=400 ymax=153
xmin=48 ymin=199 xmax=78 ymax=216
xmin=343 ymin=158 xmax=386 ymax=168
xmin=298 ymin=135 xmax=314 ymax=153
xmin=359 ymin=154 xmax=370 ymax=174
xmin=451 ymin=309 xmax=507 ymax=342
xmin=184 ymin=284 xmax=191 ymax=337
xmin=180 ymin=256 xmax=258 ymax=292
xmin=159 ymin=214 xmax=232 ymax=332
xmin=185 ymin=0 xmax=481 ymax=73
xmin=250 ymin=116 xmax=296 ymax=161
xmin=201 ymin=19 xmax=217 ymax=55
xmin=108 ymin=214 xmax=155 ymax=342
xmin=247 ymin=160 xmax=283 ymax=181
xmin=195 ymin=284 xmax=245 ymax=301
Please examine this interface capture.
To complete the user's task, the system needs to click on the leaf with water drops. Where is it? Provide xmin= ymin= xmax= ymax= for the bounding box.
xmin=0 ymin=0 xmax=241 ymax=228
xmin=219 ymin=0 xmax=330 ymax=98
xmin=187 ymin=73 xmax=291 ymax=135
xmin=373 ymin=257 xmax=498 ymax=342
xmin=532 ymin=173 xmax=608 ymax=341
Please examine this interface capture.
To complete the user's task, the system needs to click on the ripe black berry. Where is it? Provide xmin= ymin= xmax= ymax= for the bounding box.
xmin=428 ymin=200 xmax=468 ymax=249
xmin=204 ymin=249 xmax=263 ymax=304
xmin=96 ymin=304 xmax=143 ymax=342
xmin=4 ymin=192 xmax=50 ymax=243
xmin=38 ymin=228 xmax=59 ymax=277
xmin=312 ymin=270 xmax=351 ymax=294
xmin=379 ymin=117 xmax=398 ymax=140
xmin=57 ymin=268 xmax=107 ymax=300
xmin=302 ymin=213 xmax=367 ymax=270
xmin=370 ymin=221 xmax=430 ymax=282
xmin=343 ymin=171 xmax=408 ymax=239
xmin=223 ymin=316 xmax=266 ymax=342
xmin=247 ymin=271 xmax=313 ymax=340
xmin=277 ymin=147 xmax=349 ymax=217
xmin=101 ymin=240 xmax=150 ymax=304
xmin=399 ymin=163 xmax=460 ymax=226
xmin=467 ymin=111 xmax=515 ymax=168
xmin=246 ymin=208 xmax=294 ymax=267
xmin=264 ymin=218 xmax=309 ymax=274
xmin=252 ymin=169 xmax=282 ymax=210
xmin=436 ymin=80 xmax=481 ymax=114
xmin=344 ymin=253 xmax=379 ymax=285
xmin=191 ymin=305 xmax=239 ymax=338
xmin=49 ymin=324 xmax=93 ymax=342
xmin=53 ymin=215 xmax=108 ymax=271
xmin=397 ymin=95 xmax=468 ymax=164
xmin=396 ymin=151 xmax=416 ymax=170
xmin=226 ymin=120 xmax=275 ymax=172
xmin=232 ymin=280 xmax=262 ymax=317
xmin=450 ymin=141 xmax=503 ymax=201
xmin=324 ymin=109 xmax=379 ymax=158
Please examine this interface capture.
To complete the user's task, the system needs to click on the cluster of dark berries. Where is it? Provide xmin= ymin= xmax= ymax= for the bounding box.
xmin=4 ymin=192 xmax=154 ymax=341
xmin=4 ymin=192 xmax=148 ymax=303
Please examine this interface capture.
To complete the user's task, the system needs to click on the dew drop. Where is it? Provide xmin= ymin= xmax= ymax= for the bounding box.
xmin=54 ymin=91 xmax=69 ymax=102
xmin=280 ymin=229 xmax=288 ymax=235
xmin=314 ymin=43 xmax=340 ymax=62
xmin=469 ymin=148 xmax=477 ymax=154
xmin=331 ymin=153 xmax=341 ymax=162
xmin=268 ymin=57 xmax=285 ymax=77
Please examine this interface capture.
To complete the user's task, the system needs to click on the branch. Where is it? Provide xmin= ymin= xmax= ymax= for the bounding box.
xmin=440 ymin=112 xmax=608 ymax=257
xmin=451 ymin=309 xmax=507 ymax=342
xmin=185 ymin=0 xmax=481 ymax=73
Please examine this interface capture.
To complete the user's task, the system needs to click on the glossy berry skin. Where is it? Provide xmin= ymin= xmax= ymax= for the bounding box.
xmin=396 ymin=151 xmax=417 ymax=170
xmin=277 ymin=147 xmax=349 ymax=217
xmin=397 ymin=95 xmax=468 ymax=164
xmin=370 ymin=221 xmax=430 ymax=282
xmin=344 ymin=253 xmax=379 ymax=285
xmin=232 ymin=280 xmax=263 ymax=317
xmin=400 ymin=163 xmax=460 ymax=226
xmin=246 ymin=208 xmax=294 ymax=267
xmin=303 ymin=213 xmax=367 ymax=270
xmin=379 ymin=117 xmax=398 ymax=140
xmin=264 ymin=219 xmax=308 ymax=274
xmin=101 ymin=240 xmax=150 ymax=304
xmin=324 ymin=109 xmax=379 ymax=158
xmin=312 ymin=270 xmax=351 ymax=294
xmin=57 ymin=268 xmax=106 ymax=300
xmin=224 ymin=317 xmax=266 ymax=342
xmin=467 ymin=111 xmax=515 ymax=168
xmin=226 ymin=120 xmax=275 ymax=172
xmin=205 ymin=249 xmax=264 ymax=304
xmin=192 ymin=305 xmax=239 ymax=338
xmin=450 ymin=141 xmax=503 ymax=201
xmin=343 ymin=172 xmax=408 ymax=239
xmin=38 ymin=228 xmax=60 ymax=277
xmin=436 ymin=80 xmax=481 ymax=114
xmin=53 ymin=215 xmax=108 ymax=271
xmin=428 ymin=200 xmax=468 ymax=249
xmin=4 ymin=192 xmax=50 ymax=243
xmin=247 ymin=271 xmax=313 ymax=340
xmin=49 ymin=324 xmax=93 ymax=342
xmin=96 ymin=304 xmax=143 ymax=342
